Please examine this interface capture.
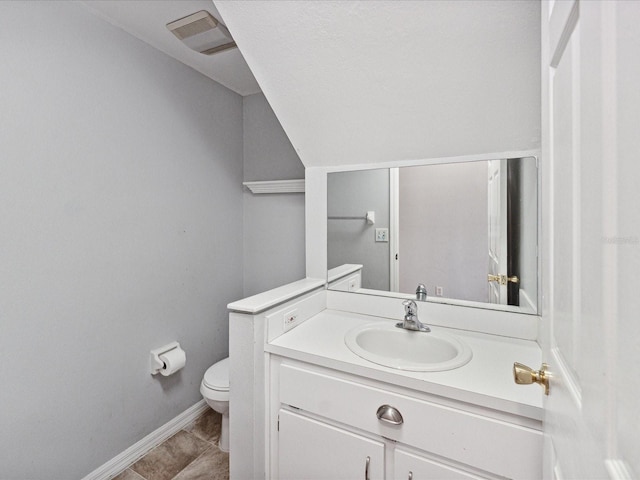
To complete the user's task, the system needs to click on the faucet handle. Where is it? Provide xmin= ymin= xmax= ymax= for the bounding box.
xmin=415 ymin=283 xmax=427 ymax=301
xmin=402 ymin=299 xmax=417 ymax=316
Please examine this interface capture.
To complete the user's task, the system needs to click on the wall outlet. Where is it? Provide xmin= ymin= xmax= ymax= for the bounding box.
xmin=375 ymin=228 xmax=389 ymax=242
xmin=435 ymin=286 xmax=443 ymax=297
xmin=283 ymin=309 xmax=299 ymax=331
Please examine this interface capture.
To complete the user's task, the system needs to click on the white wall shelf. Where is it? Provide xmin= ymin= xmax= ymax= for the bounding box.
xmin=243 ymin=179 xmax=305 ymax=194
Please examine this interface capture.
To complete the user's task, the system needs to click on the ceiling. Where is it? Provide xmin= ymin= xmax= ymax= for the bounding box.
xmin=81 ymin=0 xmax=261 ymax=96
xmin=214 ymin=1 xmax=541 ymax=168
xmin=80 ymin=1 xmax=540 ymax=169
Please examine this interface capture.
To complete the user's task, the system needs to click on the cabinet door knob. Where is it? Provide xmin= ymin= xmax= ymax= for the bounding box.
xmin=376 ymin=404 xmax=404 ymax=425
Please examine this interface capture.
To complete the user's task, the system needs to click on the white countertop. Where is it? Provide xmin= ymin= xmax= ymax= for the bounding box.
xmin=267 ymin=309 xmax=544 ymax=420
xmin=227 ymin=277 xmax=325 ymax=314
xmin=327 ymin=264 xmax=362 ymax=283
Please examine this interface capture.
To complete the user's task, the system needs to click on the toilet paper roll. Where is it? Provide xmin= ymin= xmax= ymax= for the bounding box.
xmin=159 ymin=347 xmax=186 ymax=376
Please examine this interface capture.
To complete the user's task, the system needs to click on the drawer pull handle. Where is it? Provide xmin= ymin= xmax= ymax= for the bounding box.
xmin=408 ymin=472 xmax=413 ymax=480
xmin=365 ymin=456 xmax=370 ymax=480
xmin=376 ymin=404 xmax=403 ymax=425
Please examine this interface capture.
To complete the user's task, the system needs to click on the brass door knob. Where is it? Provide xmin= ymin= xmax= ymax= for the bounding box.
xmin=513 ymin=362 xmax=549 ymax=395
xmin=487 ymin=274 xmax=519 ymax=285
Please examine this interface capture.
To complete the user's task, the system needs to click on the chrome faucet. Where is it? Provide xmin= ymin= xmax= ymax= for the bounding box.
xmin=396 ymin=300 xmax=431 ymax=332
xmin=415 ymin=283 xmax=427 ymax=301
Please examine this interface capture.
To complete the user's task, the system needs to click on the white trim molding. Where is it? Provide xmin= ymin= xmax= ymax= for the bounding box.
xmin=243 ymin=179 xmax=305 ymax=194
xmin=82 ymin=400 xmax=209 ymax=480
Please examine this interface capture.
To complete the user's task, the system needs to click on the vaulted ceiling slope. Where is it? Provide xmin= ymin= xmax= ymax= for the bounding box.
xmin=214 ymin=1 xmax=541 ymax=168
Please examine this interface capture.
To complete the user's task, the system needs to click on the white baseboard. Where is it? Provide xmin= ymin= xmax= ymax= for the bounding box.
xmin=82 ymin=400 xmax=209 ymax=480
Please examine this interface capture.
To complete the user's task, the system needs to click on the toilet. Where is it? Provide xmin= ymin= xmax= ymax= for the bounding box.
xmin=200 ymin=357 xmax=230 ymax=452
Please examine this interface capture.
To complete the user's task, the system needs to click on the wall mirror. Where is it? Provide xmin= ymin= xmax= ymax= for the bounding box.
xmin=327 ymin=157 xmax=539 ymax=314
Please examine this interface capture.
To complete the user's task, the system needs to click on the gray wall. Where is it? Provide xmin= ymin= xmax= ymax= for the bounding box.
xmin=243 ymin=93 xmax=305 ymax=182
xmin=242 ymin=94 xmax=306 ymax=296
xmin=399 ymin=163 xmax=487 ymax=302
xmin=0 ymin=2 xmax=243 ymax=478
xmin=327 ymin=169 xmax=390 ymax=291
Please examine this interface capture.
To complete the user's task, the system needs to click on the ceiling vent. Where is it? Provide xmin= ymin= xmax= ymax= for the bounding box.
xmin=166 ymin=10 xmax=236 ymax=55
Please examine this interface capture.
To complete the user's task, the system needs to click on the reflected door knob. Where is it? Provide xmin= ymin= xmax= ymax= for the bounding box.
xmin=488 ymin=274 xmax=520 ymax=285
xmin=513 ymin=362 xmax=549 ymax=395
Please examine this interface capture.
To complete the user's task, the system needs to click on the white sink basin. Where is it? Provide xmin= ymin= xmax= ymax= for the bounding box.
xmin=344 ymin=322 xmax=472 ymax=372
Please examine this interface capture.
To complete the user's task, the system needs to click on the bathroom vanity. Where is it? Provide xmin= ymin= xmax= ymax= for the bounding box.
xmin=228 ymin=280 xmax=543 ymax=480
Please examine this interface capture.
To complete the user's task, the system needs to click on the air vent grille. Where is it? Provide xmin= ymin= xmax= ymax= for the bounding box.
xmin=166 ymin=10 xmax=236 ymax=55
xmin=169 ymin=13 xmax=217 ymax=40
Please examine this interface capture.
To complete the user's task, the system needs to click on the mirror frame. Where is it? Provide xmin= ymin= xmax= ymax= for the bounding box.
xmin=311 ymin=150 xmax=541 ymax=316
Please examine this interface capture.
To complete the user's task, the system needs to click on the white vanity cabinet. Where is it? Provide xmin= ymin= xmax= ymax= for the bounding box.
xmin=278 ymin=408 xmax=475 ymax=480
xmin=278 ymin=408 xmax=384 ymax=480
xmin=271 ymin=358 xmax=542 ymax=480
xmin=393 ymin=448 xmax=485 ymax=480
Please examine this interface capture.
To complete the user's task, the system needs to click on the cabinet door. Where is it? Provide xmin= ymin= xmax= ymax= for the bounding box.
xmin=278 ymin=409 xmax=384 ymax=480
xmin=394 ymin=448 xmax=486 ymax=480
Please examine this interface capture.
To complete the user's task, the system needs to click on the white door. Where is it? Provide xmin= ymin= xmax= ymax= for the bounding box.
xmin=487 ymin=159 xmax=508 ymax=304
xmin=389 ymin=167 xmax=400 ymax=292
xmin=278 ymin=409 xmax=385 ymax=480
xmin=541 ymin=1 xmax=639 ymax=478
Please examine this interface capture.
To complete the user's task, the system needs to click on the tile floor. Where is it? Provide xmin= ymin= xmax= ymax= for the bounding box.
xmin=112 ymin=409 xmax=229 ymax=480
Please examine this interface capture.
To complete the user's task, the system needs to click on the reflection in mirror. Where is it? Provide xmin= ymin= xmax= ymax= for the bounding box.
xmin=327 ymin=157 xmax=538 ymax=314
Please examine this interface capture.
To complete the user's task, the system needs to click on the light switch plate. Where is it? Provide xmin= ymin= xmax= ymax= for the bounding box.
xmin=375 ymin=228 xmax=389 ymax=242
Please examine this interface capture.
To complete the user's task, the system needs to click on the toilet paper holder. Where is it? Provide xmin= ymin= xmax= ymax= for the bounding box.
xmin=150 ymin=341 xmax=183 ymax=375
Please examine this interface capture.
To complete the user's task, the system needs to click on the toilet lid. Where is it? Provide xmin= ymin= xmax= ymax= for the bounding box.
xmin=203 ymin=357 xmax=229 ymax=390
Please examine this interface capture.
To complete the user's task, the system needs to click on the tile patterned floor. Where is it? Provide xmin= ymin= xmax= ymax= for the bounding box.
xmin=112 ymin=410 xmax=229 ymax=480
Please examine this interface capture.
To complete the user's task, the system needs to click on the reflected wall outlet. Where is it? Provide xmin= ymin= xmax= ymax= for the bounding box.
xmin=375 ymin=228 xmax=389 ymax=242
xmin=436 ymin=286 xmax=443 ymax=297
